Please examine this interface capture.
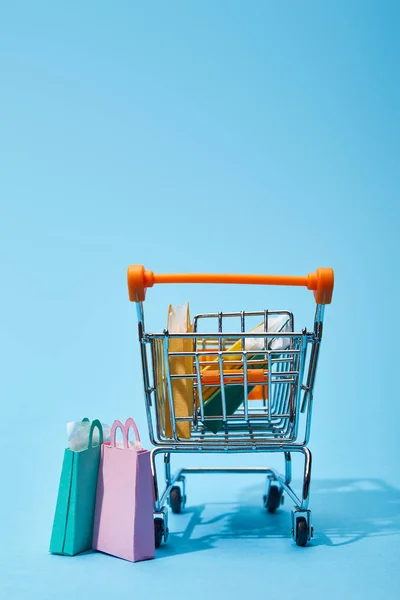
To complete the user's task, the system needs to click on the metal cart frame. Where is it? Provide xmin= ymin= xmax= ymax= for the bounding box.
xmin=128 ymin=266 xmax=334 ymax=547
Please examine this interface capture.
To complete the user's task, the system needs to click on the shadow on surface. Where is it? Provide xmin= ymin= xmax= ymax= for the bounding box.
xmin=157 ymin=478 xmax=400 ymax=558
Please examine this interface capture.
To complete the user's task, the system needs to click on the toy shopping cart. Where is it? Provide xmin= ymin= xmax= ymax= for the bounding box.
xmin=127 ymin=266 xmax=334 ymax=547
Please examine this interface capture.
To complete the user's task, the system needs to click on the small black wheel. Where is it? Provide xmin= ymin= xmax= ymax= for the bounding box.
xmin=266 ymin=485 xmax=282 ymax=513
xmin=154 ymin=518 xmax=164 ymax=548
xmin=170 ymin=486 xmax=183 ymax=514
xmin=295 ymin=517 xmax=309 ymax=547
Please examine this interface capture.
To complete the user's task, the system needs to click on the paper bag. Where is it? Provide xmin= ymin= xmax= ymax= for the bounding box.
xmin=49 ymin=419 xmax=103 ymax=556
xmin=92 ymin=418 xmax=155 ymax=563
xmin=164 ymin=303 xmax=194 ymax=439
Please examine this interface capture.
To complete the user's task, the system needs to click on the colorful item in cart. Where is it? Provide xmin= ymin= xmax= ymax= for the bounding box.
xmin=201 ymin=315 xmax=292 ymax=433
xmin=49 ymin=419 xmax=103 ymax=556
xmin=163 ymin=303 xmax=195 ymax=439
xmin=92 ymin=418 xmax=155 ymax=563
xmin=199 ymin=314 xmax=291 ymax=403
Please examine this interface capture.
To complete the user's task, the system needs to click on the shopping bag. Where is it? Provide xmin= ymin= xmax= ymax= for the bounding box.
xmin=49 ymin=419 xmax=103 ymax=556
xmin=164 ymin=303 xmax=195 ymax=439
xmin=92 ymin=418 xmax=155 ymax=563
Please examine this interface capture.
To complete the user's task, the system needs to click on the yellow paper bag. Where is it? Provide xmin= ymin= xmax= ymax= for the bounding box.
xmin=164 ymin=303 xmax=194 ymax=439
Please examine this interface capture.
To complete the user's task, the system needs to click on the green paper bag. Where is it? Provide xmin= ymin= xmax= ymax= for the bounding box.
xmin=49 ymin=419 xmax=103 ymax=556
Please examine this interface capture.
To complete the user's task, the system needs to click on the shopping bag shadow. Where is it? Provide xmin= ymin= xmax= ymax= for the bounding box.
xmin=156 ymin=478 xmax=400 ymax=558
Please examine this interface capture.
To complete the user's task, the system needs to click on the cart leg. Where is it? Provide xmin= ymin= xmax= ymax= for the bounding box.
xmin=178 ymin=474 xmax=187 ymax=510
xmin=291 ymin=447 xmax=313 ymax=546
xmin=151 ymin=449 xmax=170 ymax=546
xmin=154 ymin=508 xmax=169 ymax=547
xmin=150 ymin=448 xmax=169 ymax=548
xmin=285 ymin=451 xmax=292 ymax=485
xmin=164 ymin=452 xmax=172 ymax=486
xmin=301 ymin=446 xmax=312 ymax=507
xmin=164 ymin=452 xmax=186 ymax=514
xmin=151 ymin=448 xmax=161 ymax=511
xmin=263 ymin=451 xmax=291 ymax=513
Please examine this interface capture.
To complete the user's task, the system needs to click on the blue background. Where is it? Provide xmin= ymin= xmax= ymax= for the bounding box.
xmin=1 ymin=1 xmax=399 ymax=598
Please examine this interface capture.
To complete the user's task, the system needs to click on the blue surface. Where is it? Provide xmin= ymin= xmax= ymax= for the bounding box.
xmin=1 ymin=2 xmax=399 ymax=599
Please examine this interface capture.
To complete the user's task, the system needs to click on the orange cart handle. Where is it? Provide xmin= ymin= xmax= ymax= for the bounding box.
xmin=127 ymin=265 xmax=334 ymax=304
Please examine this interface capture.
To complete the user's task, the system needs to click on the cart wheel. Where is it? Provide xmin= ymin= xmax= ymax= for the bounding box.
xmin=266 ymin=485 xmax=282 ymax=513
xmin=170 ymin=486 xmax=183 ymax=514
xmin=295 ymin=517 xmax=308 ymax=547
xmin=154 ymin=518 xmax=165 ymax=548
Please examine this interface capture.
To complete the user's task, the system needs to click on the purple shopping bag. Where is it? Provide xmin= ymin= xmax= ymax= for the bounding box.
xmin=92 ymin=418 xmax=155 ymax=562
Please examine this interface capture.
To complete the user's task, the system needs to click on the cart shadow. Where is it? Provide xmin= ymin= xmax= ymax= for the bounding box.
xmin=156 ymin=478 xmax=400 ymax=558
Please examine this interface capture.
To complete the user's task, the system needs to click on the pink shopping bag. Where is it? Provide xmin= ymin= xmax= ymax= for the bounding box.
xmin=92 ymin=418 xmax=155 ymax=562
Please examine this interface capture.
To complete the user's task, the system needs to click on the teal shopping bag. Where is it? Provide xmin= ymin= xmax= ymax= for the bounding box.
xmin=50 ymin=419 xmax=103 ymax=556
